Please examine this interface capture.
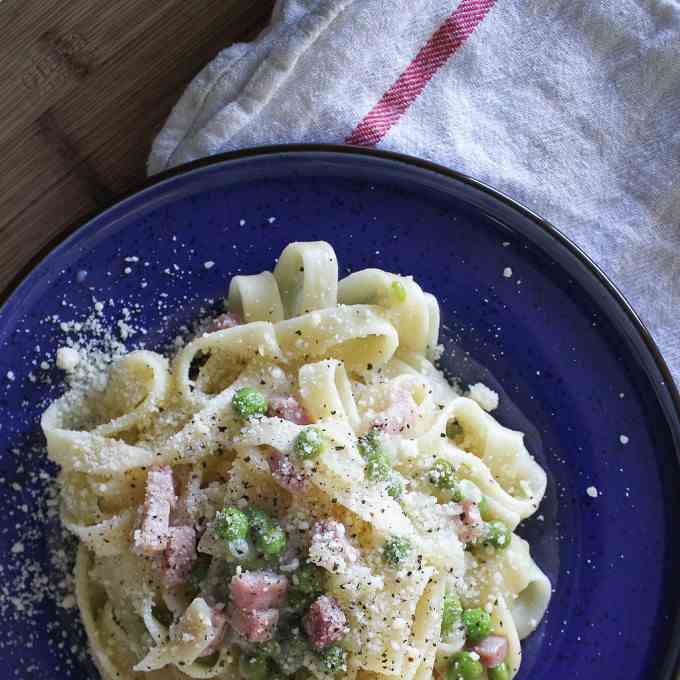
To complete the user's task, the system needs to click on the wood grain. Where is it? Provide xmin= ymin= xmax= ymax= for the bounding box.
xmin=0 ymin=0 xmax=275 ymax=295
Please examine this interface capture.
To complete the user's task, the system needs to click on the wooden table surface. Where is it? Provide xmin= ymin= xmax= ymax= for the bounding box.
xmin=0 ymin=0 xmax=275 ymax=296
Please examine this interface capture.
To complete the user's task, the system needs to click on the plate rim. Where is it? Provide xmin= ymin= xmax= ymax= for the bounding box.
xmin=1 ymin=142 xmax=679 ymax=678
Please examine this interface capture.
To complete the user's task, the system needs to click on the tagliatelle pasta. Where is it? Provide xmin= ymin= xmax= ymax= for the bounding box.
xmin=42 ymin=241 xmax=550 ymax=680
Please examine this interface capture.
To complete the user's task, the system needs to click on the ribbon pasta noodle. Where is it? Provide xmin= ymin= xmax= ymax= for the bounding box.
xmin=42 ymin=241 xmax=551 ymax=680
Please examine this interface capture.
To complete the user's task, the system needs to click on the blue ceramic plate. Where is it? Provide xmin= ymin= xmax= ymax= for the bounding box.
xmin=0 ymin=146 xmax=678 ymax=680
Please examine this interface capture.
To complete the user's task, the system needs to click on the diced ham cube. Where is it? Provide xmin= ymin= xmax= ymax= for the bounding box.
xmin=267 ymin=447 xmax=309 ymax=494
xmin=173 ymin=468 xmax=204 ymax=525
xmin=199 ymin=608 xmax=228 ymax=657
xmin=372 ymin=387 xmax=418 ymax=434
xmin=134 ymin=466 xmax=176 ymax=556
xmin=457 ymin=500 xmax=485 ymax=544
xmin=227 ymin=603 xmax=279 ymax=642
xmin=303 ymin=595 xmax=347 ymax=650
xmin=161 ymin=526 xmax=197 ymax=588
xmin=267 ymin=396 xmax=310 ymax=425
xmin=230 ymin=571 xmax=289 ymax=610
xmin=471 ymin=635 xmax=508 ymax=668
xmin=205 ymin=313 xmax=241 ymax=333
xmin=308 ymin=521 xmax=359 ymax=574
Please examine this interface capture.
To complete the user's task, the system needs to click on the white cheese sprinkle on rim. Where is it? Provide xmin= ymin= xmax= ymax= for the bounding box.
xmin=619 ymin=434 xmax=629 ymax=445
xmin=55 ymin=347 xmax=80 ymax=372
xmin=503 ymin=267 xmax=513 ymax=278
xmin=586 ymin=486 xmax=599 ymax=498
xmin=204 ymin=261 xmax=215 ymax=270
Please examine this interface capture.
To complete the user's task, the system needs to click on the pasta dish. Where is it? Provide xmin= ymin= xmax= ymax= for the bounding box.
xmin=41 ymin=241 xmax=550 ymax=680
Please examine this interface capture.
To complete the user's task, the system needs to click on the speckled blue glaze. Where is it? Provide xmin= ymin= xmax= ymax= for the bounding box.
xmin=0 ymin=147 xmax=678 ymax=679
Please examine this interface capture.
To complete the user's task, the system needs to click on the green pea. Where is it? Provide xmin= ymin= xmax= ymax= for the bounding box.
xmin=478 ymin=496 xmax=493 ymax=521
xmin=428 ymin=459 xmax=463 ymax=501
xmin=481 ymin=521 xmax=512 ymax=551
xmin=292 ymin=562 xmax=325 ymax=594
xmin=294 ymin=427 xmax=328 ymax=460
xmin=382 ymin=536 xmax=411 ymax=566
xmin=278 ymin=635 xmax=309 ymax=674
xmin=318 ymin=645 xmax=346 ymax=674
xmin=257 ymin=640 xmax=281 ymax=659
xmin=462 ymin=608 xmax=492 ymax=642
xmin=441 ymin=590 xmax=463 ymax=637
xmin=446 ymin=419 xmax=464 ymax=440
xmin=239 ymin=654 xmax=269 ymax=680
xmin=428 ymin=458 xmax=454 ymax=487
xmin=366 ymin=449 xmax=391 ymax=481
xmin=256 ymin=524 xmax=287 ymax=558
xmin=447 ymin=651 xmax=483 ymax=680
xmin=487 ymin=662 xmax=510 ymax=680
xmin=386 ymin=474 xmax=404 ymax=499
xmin=246 ymin=507 xmax=271 ymax=532
xmin=232 ymin=387 xmax=268 ymax=420
xmin=286 ymin=588 xmax=316 ymax=612
xmin=357 ymin=429 xmax=381 ymax=458
xmin=214 ymin=506 xmax=250 ymax=542
xmin=391 ymin=280 xmax=407 ymax=303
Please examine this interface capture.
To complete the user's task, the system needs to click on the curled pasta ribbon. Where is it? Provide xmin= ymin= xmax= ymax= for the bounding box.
xmin=384 ymin=352 xmax=458 ymax=405
xmin=454 ymin=398 xmax=547 ymax=508
xmin=408 ymin=576 xmax=446 ymax=680
xmin=298 ymin=359 xmax=360 ymax=428
xmin=239 ymin=416 xmax=414 ymax=539
xmin=135 ymin=598 xmax=232 ymax=676
xmin=483 ymin=536 xmax=552 ymax=641
xmin=76 ymin=547 xmax=137 ymax=680
xmin=64 ymin=509 xmax=136 ymax=557
xmin=399 ymin=491 xmax=465 ymax=575
xmin=93 ymin=351 xmax=171 ymax=437
xmin=485 ymin=596 xmax=523 ymax=678
xmin=274 ymin=240 xmax=338 ymax=317
xmin=416 ymin=398 xmax=547 ymax=523
xmin=228 ymin=270 xmax=284 ymax=323
xmin=338 ymin=268 xmax=440 ymax=357
xmin=173 ymin=321 xmax=283 ymax=409
xmin=341 ymin=564 xmax=435 ymax=677
xmin=42 ymin=351 xmax=170 ymax=475
xmin=275 ymin=305 xmax=399 ymax=376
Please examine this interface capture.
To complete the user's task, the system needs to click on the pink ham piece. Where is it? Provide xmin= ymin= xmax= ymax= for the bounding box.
xmin=456 ymin=500 xmax=486 ymax=544
xmin=161 ymin=526 xmax=197 ymax=588
xmin=205 ymin=312 xmax=241 ymax=333
xmin=267 ymin=396 xmax=310 ymax=425
xmin=199 ymin=607 xmax=229 ymax=657
xmin=173 ymin=467 xmax=203 ymax=525
xmin=303 ymin=595 xmax=347 ymax=650
xmin=372 ymin=387 xmax=418 ymax=434
xmin=267 ymin=448 xmax=308 ymax=494
xmin=227 ymin=603 xmax=279 ymax=642
xmin=134 ymin=466 xmax=176 ymax=556
xmin=471 ymin=635 xmax=509 ymax=668
xmin=230 ymin=571 xmax=289 ymax=610
xmin=309 ymin=520 xmax=359 ymax=573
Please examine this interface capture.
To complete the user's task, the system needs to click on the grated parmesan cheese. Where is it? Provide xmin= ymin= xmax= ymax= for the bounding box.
xmin=467 ymin=383 xmax=499 ymax=411
xmin=55 ymin=347 xmax=80 ymax=372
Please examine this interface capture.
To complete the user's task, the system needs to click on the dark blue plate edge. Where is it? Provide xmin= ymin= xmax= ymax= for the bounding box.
xmin=1 ymin=143 xmax=679 ymax=678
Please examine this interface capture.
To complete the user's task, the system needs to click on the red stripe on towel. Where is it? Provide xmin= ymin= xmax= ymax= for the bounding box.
xmin=345 ymin=0 xmax=496 ymax=147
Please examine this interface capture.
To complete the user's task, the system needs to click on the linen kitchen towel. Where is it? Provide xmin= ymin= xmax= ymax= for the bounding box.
xmin=149 ymin=0 xmax=680 ymax=382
